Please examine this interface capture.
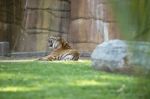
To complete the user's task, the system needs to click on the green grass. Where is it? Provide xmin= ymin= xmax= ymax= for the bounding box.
xmin=0 ymin=60 xmax=149 ymax=99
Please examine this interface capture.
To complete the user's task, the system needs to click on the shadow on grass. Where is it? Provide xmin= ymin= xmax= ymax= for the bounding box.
xmin=0 ymin=60 xmax=149 ymax=99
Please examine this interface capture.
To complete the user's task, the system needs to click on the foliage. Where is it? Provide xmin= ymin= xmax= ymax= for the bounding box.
xmin=111 ymin=0 xmax=150 ymax=41
xmin=0 ymin=60 xmax=149 ymax=99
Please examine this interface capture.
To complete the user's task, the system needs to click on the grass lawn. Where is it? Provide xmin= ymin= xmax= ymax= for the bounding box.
xmin=0 ymin=60 xmax=149 ymax=99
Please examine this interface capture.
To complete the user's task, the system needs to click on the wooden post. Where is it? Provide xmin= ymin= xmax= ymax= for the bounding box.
xmin=0 ymin=42 xmax=10 ymax=56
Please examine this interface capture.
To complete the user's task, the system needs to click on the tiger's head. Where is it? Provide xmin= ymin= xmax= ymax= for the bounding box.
xmin=48 ymin=36 xmax=71 ymax=49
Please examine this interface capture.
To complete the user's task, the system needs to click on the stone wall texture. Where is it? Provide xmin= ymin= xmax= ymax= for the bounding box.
xmin=0 ymin=0 xmax=24 ymax=51
xmin=17 ymin=0 xmax=70 ymax=52
xmin=0 ymin=0 xmax=120 ymax=55
xmin=69 ymin=0 xmax=120 ymax=53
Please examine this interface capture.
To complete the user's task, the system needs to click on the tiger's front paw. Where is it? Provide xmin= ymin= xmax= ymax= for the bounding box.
xmin=37 ymin=57 xmax=43 ymax=60
xmin=37 ymin=57 xmax=49 ymax=61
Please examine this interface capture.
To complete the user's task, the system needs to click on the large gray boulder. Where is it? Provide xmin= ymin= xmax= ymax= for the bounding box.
xmin=91 ymin=40 xmax=150 ymax=72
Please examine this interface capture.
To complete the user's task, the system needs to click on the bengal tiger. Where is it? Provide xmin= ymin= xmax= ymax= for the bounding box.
xmin=38 ymin=36 xmax=80 ymax=61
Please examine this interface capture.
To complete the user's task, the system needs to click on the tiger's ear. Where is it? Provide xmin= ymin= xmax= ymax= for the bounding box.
xmin=48 ymin=36 xmax=53 ymax=40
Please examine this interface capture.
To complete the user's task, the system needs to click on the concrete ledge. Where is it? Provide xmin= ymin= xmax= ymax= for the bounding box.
xmin=10 ymin=51 xmax=91 ymax=58
xmin=11 ymin=51 xmax=49 ymax=58
xmin=80 ymin=51 xmax=91 ymax=57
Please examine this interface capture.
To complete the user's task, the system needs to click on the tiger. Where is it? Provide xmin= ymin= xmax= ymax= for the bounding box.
xmin=38 ymin=36 xmax=80 ymax=61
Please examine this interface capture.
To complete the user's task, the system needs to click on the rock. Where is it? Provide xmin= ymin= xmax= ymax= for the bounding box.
xmin=91 ymin=40 xmax=127 ymax=71
xmin=25 ymin=10 xmax=51 ymax=30
xmin=18 ymin=0 xmax=70 ymax=52
xmin=0 ymin=0 xmax=119 ymax=54
xmin=69 ymin=0 xmax=119 ymax=53
xmin=127 ymin=41 xmax=150 ymax=68
xmin=27 ymin=0 xmax=70 ymax=11
xmin=70 ymin=0 xmax=114 ymax=21
xmin=69 ymin=19 xmax=103 ymax=43
xmin=91 ymin=40 xmax=150 ymax=72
